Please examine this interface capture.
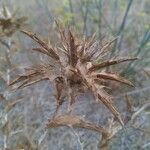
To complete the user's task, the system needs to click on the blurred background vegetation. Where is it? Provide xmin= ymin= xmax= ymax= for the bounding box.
xmin=0 ymin=0 xmax=150 ymax=149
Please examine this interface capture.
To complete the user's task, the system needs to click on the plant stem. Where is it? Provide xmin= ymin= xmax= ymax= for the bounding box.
xmin=4 ymin=37 xmax=12 ymax=149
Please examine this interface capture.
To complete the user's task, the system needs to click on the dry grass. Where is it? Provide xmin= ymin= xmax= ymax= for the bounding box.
xmin=9 ymin=22 xmax=137 ymax=147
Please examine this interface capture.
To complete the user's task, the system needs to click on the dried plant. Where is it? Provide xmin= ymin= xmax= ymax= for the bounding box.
xmin=46 ymin=113 xmax=115 ymax=148
xmin=9 ymin=22 xmax=137 ymax=146
xmin=46 ymin=114 xmax=109 ymax=137
xmin=0 ymin=5 xmax=27 ymax=149
xmin=0 ymin=6 xmax=27 ymax=37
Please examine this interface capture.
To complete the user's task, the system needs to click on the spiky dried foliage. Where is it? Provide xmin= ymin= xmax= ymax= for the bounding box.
xmin=46 ymin=114 xmax=109 ymax=136
xmin=0 ymin=6 xmax=27 ymax=37
xmin=46 ymin=113 xmax=114 ymax=147
xmin=9 ymin=23 xmax=137 ymax=139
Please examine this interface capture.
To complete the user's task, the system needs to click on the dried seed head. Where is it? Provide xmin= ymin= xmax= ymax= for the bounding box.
xmin=9 ymin=23 xmax=137 ymax=131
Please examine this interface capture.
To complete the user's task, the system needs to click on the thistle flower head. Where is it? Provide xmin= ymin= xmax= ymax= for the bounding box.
xmin=9 ymin=23 xmax=137 ymax=127
xmin=0 ymin=5 xmax=27 ymax=37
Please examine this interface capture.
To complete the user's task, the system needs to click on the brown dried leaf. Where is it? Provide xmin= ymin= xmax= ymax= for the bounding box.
xmin=17 ymin=76 xmax=48 ymax=89
xmin=93 ymin=78 xmax=107 ymax=86
xmin=32 ymin=47 xmax=50 ymax=56
xmin=21 ymin=30 xmax=59 ymax=60
xmin=9 ymin=65 xmax=51 ymax=89
xmin=46 ymin=114 xmax=109 ymax=136
xmin=94 ymin=72 xmax=134 ymax=86
xmin=88 ymin=57 xmax=138 ymax=72
xmin=68 ymin=30 xmax=78 ymax=67
xmin=98 ymin=92 xmax=124 ymax=126
xmin=68 ymin=87 xmax=76 ymax=108
xmin=9 ymin=75 xmax=29 ymax=86
xmin=91 ymin=83 xmax=123 ymax=126
xmin=54 ymin=77 xmax=66 ymax=105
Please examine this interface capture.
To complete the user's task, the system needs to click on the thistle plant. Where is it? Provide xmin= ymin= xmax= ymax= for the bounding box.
xmin=9 ymin=22 xmax=137 ymax=147
xmin=0 ymin=5 xmax=27 ymax=149
xmin=0 ymin=5 xmax=27 ymax=37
